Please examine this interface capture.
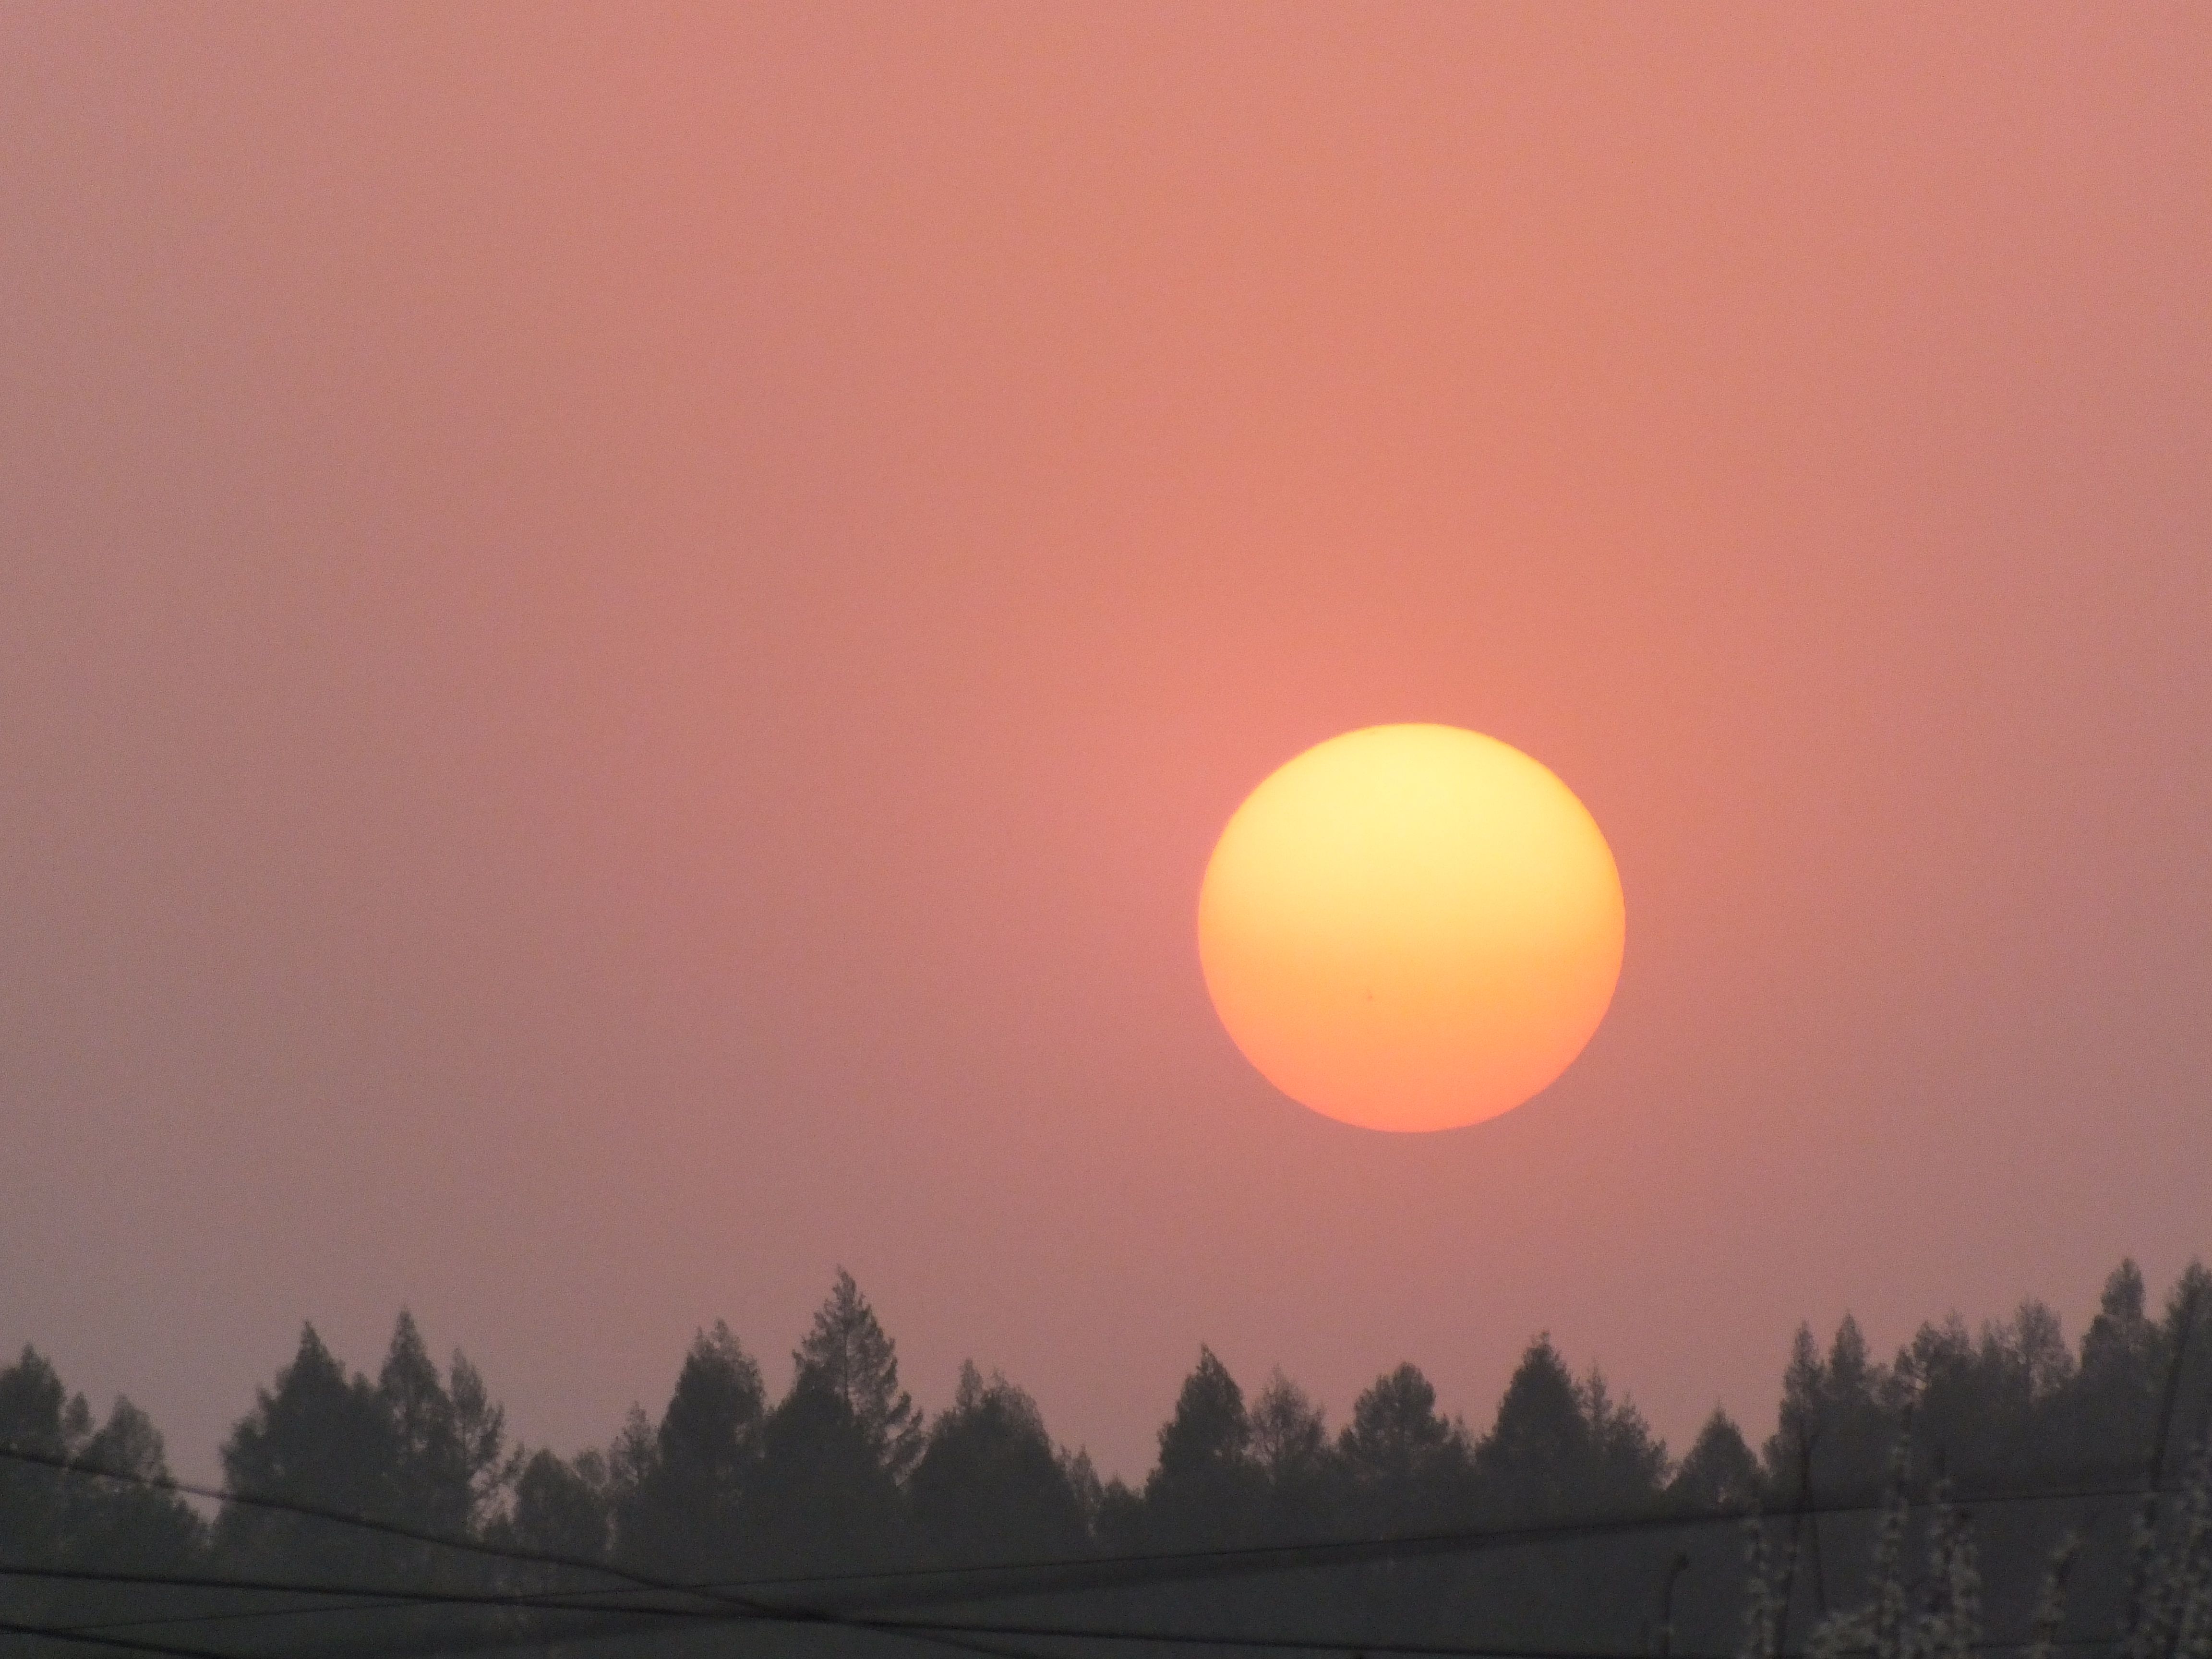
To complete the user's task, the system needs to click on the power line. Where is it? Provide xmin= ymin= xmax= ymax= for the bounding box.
xmin=3 ymin=1439 xmax=2174 ymax=1659
xmin=0 ymin=1565 xmax=2143 ymax=1659
xmin=0 ymin=1615 xmax=243 ymax=1659
xmin=0 ymin=1444 xmax=627 ymax=1596
xmin=0 ymin=1446 xmax=1050 ymax=1659
xmin=0 ymin=1604 xmax=1615 ymax=1659
xmin=0 ymin=1440 xmax=2162 ymax=1621
xmin=0 ymin=1550 xmax=2147 ymax=1659
xmin=0 ymin=1466 xmax=2171 ymax=1659
xmin=0 ymin=1555 xmax=682 ymax=1620
xmin=720 ymin=1480 xmax=2147 ymax=1616
xmin=13 ymin=1574 xmax=1055 ymax=1659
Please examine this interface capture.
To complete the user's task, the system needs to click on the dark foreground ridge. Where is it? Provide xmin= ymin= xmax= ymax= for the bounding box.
xmin=1 ymin=1259 xmax=2207 ymax=1659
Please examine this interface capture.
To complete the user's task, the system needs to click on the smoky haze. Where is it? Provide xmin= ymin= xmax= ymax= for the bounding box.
xmin=1 ymin=2 xmax=2207 ymax=1492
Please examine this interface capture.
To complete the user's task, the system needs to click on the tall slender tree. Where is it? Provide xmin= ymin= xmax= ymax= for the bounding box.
xmin=619 ymin=1321 xmax=765 ymax=1575
xmin=793 ymin=1269 xmax=923 ymax=1480
xmin=377 ymin=1310 xmax=510 ymax=1536
xmin=1146 ymin=1347 xmax=1258 ymax=1545
xmin=1250 ymin=1368 xmax=1337 ymax=1537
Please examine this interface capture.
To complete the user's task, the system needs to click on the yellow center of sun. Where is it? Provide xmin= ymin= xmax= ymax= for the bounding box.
xmin=1198 ymin=724 xmax=1624 ymax=1132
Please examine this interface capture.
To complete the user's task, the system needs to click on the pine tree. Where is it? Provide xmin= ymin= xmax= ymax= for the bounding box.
xmin=910 ymin=1362 xmax=1088 ymax=1563
xmin=1155 ymin=1346 xmax=1250 ymax=1479
xmin=1475 ymin=1336 xmax=1589 ymax=1519
xmin=217 ymin=1325 xmax=395 ymax=1577
xmin=1340 ymin=1362 xmax=1470 ymax=1531
xmin=1145 ymin=1347 xmax=1259 ymax=1545
xmin=1341 ymin=1363 xmax=1461 ymax=1488
xmin=793 ymin=1269 xmax=922 ymax=1479
xmin=1250 ymin=1369 xmax=1330 ymax=1485
xmin=1250 ymin=1369 xmax=1336 ymax=1539
xmin=620 ymin=1322 xmax=765 ymax=1575
xmin=376 ymin=1310 xmax=509 ymax=1535
xmin=504 ymin=1447 xmax=611 ymax=1563
xmin=0 ymin=1347 xmax=202 ymax=1633
xmin=1670 ymin=1408 xmax=1760 ymax=1511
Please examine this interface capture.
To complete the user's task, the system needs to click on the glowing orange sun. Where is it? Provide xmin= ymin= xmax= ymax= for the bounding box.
xmin=1198 ymin=725 xmax=1624 ymax=1132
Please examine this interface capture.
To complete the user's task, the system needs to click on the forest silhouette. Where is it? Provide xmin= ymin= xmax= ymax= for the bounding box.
xmin=2 ymin=1259 xmax=2208 ymax=1658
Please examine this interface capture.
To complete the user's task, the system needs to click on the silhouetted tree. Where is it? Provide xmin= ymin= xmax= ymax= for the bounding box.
xmin=1580 ymin=1369 xmax=1669 ymax=1511
xmin=0 ymin=1346 xmax=200 ymax=1641
xmin=1094 ymin=1473 xmax=1146 ymax=1551
xmin=1668 ymin=1408 xmax=1759 ymax=1511
xmin=213 ymin=1311 xmax=517 ymax=1659
xmin=1475 ymin=1337 xmax=1588 ymax=1519
xmin=1470 ymin=1337 xmax=1668 ymax=1526
xmin=1157 ymin=1346 xmax=1250 ymax=1479
xmin=910 ymin=1361 xmax=1088 ymax=1563
xmin=1764 ymin=1314 xmax=1897 ymax=1505
xmin=6 ymin=1254 xmax=2206 ymax=1659
xmin=793 ymin=1269 xmax=923 ymax=1481
xmin=217 ymin=1323 xmax=397 ymax=1577
xmin=0 ymin=1346 xmax=88 ymax=1568
xmin=503 ymin=1446 xmax=611 ymax=1562
xmin=2082 ymin=1260 xmax=2160 ymax=1415
xmin=1340 ymin=1363 xmax=1470 ymax=1529
xmin=1145 ymin=1346 xmax=1258 ymax=1545
xmin=1250 ymin=1368 xmax=1337 ymax=1537
xmin=379 ymin=1310 xmax=511 ymax=1535
xmin=69 ymin=1395 xmax=203 ymax=1568
xmin=2051 ymin=1259 xmax=2212 ymax=1485
xmin=1250 ymin=1369 xmax=1329 ymax=1481
xmin=745 ymin=1368 xmax=904 ymax=1573
xmin=1895 ymin=1300 xmax=2073 ymax=1491
xmin=617 ymin=1322 xmax=765 ymax=1576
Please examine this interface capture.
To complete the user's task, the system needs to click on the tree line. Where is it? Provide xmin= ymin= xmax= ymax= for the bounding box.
xmin=0 ymin=1258 xmax=2206 ymax=1657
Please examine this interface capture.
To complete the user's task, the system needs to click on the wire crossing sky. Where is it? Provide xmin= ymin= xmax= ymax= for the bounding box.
xmin=0 ymin=1442 xmax=2190 ymax=1655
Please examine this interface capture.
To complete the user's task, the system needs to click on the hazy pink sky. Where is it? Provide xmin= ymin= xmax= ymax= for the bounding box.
xmin=3 ymin=3 xmax=2207 ymax=1487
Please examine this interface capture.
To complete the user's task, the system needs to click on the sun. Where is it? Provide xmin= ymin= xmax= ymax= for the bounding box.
xmin=1198 ymin=725 xmax=1624 ymax=1133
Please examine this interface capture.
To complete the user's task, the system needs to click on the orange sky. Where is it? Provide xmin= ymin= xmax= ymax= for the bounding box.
xmin=3 ymin=3 xmax=2208 ymax=1485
